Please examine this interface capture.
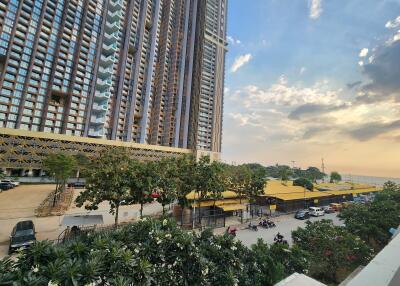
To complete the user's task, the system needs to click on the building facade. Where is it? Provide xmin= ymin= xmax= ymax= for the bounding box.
xmin=0 ymin=0 xmax=227 ymax=153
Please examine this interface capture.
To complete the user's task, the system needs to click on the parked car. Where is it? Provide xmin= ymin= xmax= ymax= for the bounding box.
xmin=308 ymin=207 xmax=325 ymax=217
xmin=329 ymin=203 xmax=342 ymax=212
xmin=9 ymin=220 xmax=36 ymax=254
xmin=1 ymin=179 xmax=19 ymax=187
xmin=0 ymin=182 xmax=14 ymax=191
xmin=295 ymin=210 xmax=310 ymax=220
xmin=322 ymin=206 xmax=335 ymax=214
xmin=67 ymin=181 xmax=85 ymax=188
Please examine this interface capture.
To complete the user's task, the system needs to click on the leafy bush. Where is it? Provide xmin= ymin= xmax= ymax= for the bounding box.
xmin=0 ymin=219 xmax=308 ymax=286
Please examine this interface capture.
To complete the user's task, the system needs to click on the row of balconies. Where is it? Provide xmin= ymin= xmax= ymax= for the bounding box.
xmin=89 ymin=0 xmax=123 ymax=137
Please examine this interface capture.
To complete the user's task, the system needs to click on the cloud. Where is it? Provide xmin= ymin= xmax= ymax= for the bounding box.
xmin=359 ymin=41 xmax=400 ymax=102
xmin=230 ymin=53 xmax=252 ymax=73
xmin=347 ymin=120 xmax=400 ymax=141
xmin=309 ymin=0 xmax=322 ymax=19
xmin=347 ymin=81 xmax=362 ymax=89
xmin=385 ymin=16 xmax=400 ymax=28
xmin=235 ymin=77 xmax=342 ymax=108
xmin=359 ymin=48 xmax=369 ymax=57
xmin=227 ymin=36 xmax=241 ymax=45
xmin=289 ymin=103 xmax=349 ymax=120
xmin=300 ymin=67 xmax=307 ymax=75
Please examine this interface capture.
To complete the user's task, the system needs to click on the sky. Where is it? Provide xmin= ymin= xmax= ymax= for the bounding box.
xmin=222 ymin=0 xmax=400 ymax=178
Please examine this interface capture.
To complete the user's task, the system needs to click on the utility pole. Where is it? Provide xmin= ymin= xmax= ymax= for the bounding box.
xmin=321 ymin=158 xmax=326 ymax=182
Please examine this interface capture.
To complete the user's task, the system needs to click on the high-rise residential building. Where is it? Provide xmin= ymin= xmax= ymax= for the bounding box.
xmin=0 ymin=0 xmax=227 ymax=154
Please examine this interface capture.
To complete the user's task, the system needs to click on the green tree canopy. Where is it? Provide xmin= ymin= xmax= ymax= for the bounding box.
xmin=75 ymin=149 xmax=132 ymax=226
xmin=292 ymin=220 xmax=373 ymax=284
xmin=293 ymin=177 xmax=313 ymax=191
xmin=43 ymin=153 xmax=76 ymax=193
xmin=304 ymin=167 xmax=325 ymax=183
xmin=330 ymin=171 xmax=342 ymax=183
xmin=153 ymin=158 xmax=179 ymax=215
xmin=339 ymin=182 xmax=400 ymax=250
xmin=128 ymin=160 xmax=158 ymax=219
xmin=43 ymin=153 xmax=76 ymax=206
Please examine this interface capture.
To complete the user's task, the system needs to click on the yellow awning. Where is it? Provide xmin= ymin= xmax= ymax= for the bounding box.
xmin=218 ymin=204 xmax=246 ymax=212
xmin=190 ymin=199 xmax=249 ymax=208
xmin=186 ymin=190 xmax=238 ymax=200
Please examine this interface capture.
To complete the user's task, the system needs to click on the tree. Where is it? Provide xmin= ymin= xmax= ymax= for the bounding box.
xmin=128 ymin=160 xmax=158 ymax=219
xmin=293 ymin=177 xmax=313 ymax=191
xmin=174 ymin=155 xmax=197 ymax=208
xmin=154 ymin=158 xmax=178 ymax=215
xmin=277 ymin=165 xmax=292 ymax=183
xmin=74 ymin=153 xmax=89 ymax=181
xmin=339 ymin=182 xmax=400 ymax=250
xmin=382 ymin=181 xmax=399 ymax=193
xmin=330 ymin=171 xmax=342 ymax=183
xmin=304 ymin=167 xmax=325 ymax=183
xmin=292 ymin=220 xmax=373 ymax=284
xmin=225 ymin=165 xmax=252 ymax=203
xmin=75 ymin=149 xmax=132 ymax=226
xmin=206 ymin=160 xmax=226 ymax=206
xmin=43 ymin=153 xmax=76 ymax=206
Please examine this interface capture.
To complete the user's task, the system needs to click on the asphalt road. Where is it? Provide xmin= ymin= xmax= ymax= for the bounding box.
xmin=236 ymin=213 xmax=342 ymax=247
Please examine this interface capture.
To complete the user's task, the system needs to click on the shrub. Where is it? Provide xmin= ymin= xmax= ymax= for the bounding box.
xmin=0 ymin=219 xmax=306 ymax=286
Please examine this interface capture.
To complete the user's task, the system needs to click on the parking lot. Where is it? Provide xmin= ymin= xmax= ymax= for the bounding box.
xmin=236 ymin=212 xmax=342 ymax=247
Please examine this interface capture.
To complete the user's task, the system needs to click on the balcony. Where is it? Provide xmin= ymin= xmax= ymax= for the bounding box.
xmin=91 ymin=116 xmax=106 ymax=125
xmin=94 ymin=90 xmax=112 ymax=101
xmin=88 ymin=128 xmax=105 ymax=138
xmin=100 ymin=55 xmax=116 ymax=67
xmin=92 ymin=103 xmax=108 ymax=112
xmin=107 ymin=10 xmax=123 ymax=21
xmin=97 ymin=66 xmax=114 ymax=78
xmin=103 ymin=32 xmax=119 ymax=45
xmin=96 ymin=78 xmax=112 ymax=91
xmin=103 ymin=43 xmax=118 ymax=55
xmin=105 ymin=21 xmax=120 ymax=34
xmin=108 ymin=0 xmax=123 ymax=12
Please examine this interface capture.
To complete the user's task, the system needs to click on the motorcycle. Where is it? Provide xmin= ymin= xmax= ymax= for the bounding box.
xmin=247 ymin=223 xmax=258 ymax=231
xmin=274 ymin=233 xmax=288 ymax=245
xmin=267 ymin=220 xmax=276 ymax=228
xmin=259 ymin=220 xmax=269 ymax=229
xmin=227 ymin=226 xmax=237 ymax=237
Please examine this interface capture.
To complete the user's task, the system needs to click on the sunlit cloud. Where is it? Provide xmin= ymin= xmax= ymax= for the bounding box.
xmin=230 ymin=53 xmax=253 ymax=73
xmin=359 ymin=48 xmax=368 ymax=57
xmin=309 ymin=0 xmax=323 ymax=19
xmin=227 ymin=36 xmax=241 ymax=45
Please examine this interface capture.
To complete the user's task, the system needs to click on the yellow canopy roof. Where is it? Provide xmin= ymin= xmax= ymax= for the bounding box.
xmin=327 ymin=188 xmax=381 ymax=196
xmin=262 ymin=180 xmax=309 ymax=196
xmin=190 ymin=199 xmax=249 ymax=208
xmin=273 ymin=191 xmax=331 ymax=201
xmin=315 ymin=182 xmax=376 ymax=191
xmin=218 ymin=204 xmax=246 ymax=212
xmin=186 ymin=190 xmax=238 ymax=200
xmin=269 ymin=187 xmax=382 ymax=201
